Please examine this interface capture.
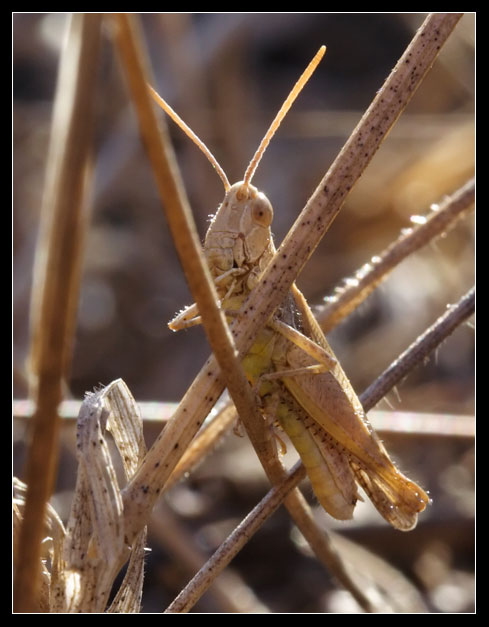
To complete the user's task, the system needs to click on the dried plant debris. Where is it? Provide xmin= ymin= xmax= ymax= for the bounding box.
xmin=14 ymin=379 xmax=147 ymax=613
xmin=13 ymin=477 xmax=66 ymax=613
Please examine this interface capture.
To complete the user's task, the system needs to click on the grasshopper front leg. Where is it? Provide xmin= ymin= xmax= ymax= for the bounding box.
xmin=169 ymin=268 xmax=248 ymax=331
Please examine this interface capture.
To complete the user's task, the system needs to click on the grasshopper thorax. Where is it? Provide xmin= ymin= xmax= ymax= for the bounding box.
xmin=204 ymin=182 xmax=275 ymax=289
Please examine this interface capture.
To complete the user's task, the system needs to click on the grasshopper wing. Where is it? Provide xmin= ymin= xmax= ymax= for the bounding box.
xmin=350 ymin=461 xmax=424 ymax=531
xmin=282 ymin=286 xmax=429 ymax=530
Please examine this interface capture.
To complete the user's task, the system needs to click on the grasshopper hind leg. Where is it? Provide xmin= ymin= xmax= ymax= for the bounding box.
xmin=275 ymin=391 xmax=359 ymax=521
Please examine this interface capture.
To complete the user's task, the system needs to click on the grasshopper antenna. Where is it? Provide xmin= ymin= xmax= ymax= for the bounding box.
xmin=243 ymin=45 xmax=326 ymax=187
xmin=148 ymin=84 xmax=231 ymax=192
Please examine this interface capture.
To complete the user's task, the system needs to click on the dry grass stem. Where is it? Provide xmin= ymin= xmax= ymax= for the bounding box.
xmin=360 ymin=286 xmax=475 ymax=411
xmin=13 ymin=478 xmax=66 ymax=612
xmin=166 ymin=453 xmax=383 ymax=613
xmin=13 ymin=399 xmax=179 ymax=423
xmin=150 ymin=505 xmax=271 ymax=612
xmin=165 ymin=461 xmax=307 ymax=613
xmin=164 ymin=402 xmax=236 ymax=491
xmin=14 ymin=14 xmax=102 ymax=613
xmin=110 ymin=11 xmax=275 ymax=545
xmin=317 ymin=177 xmax=475 ymax=333
xmin=13 ymin=401 xmax=474 ymax=439
xmin=371 ymin=410 xmax=473 ymax=438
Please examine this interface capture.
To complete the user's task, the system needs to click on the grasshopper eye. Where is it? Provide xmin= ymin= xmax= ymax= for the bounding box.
xmin=252 ymin=195 xmax=273 ymax=227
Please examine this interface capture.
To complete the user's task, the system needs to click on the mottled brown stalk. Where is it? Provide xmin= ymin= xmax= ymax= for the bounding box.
xmin=14 ymin=14 xmax=102 ymax=613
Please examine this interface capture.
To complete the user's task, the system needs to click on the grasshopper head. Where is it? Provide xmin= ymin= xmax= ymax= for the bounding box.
xmin=204 ymin=182 xmax=274 ymax=287
xmin=149 ymin=47 xmax=325 ymax=292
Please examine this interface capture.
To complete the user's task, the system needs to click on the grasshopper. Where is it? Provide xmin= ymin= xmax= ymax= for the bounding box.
xmin=150 ymin=46 xmax=429 ymax=530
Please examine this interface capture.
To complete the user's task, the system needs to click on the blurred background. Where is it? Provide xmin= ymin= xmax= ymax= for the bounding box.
xmin=13 ymin=14 xmax=474 ymax=613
